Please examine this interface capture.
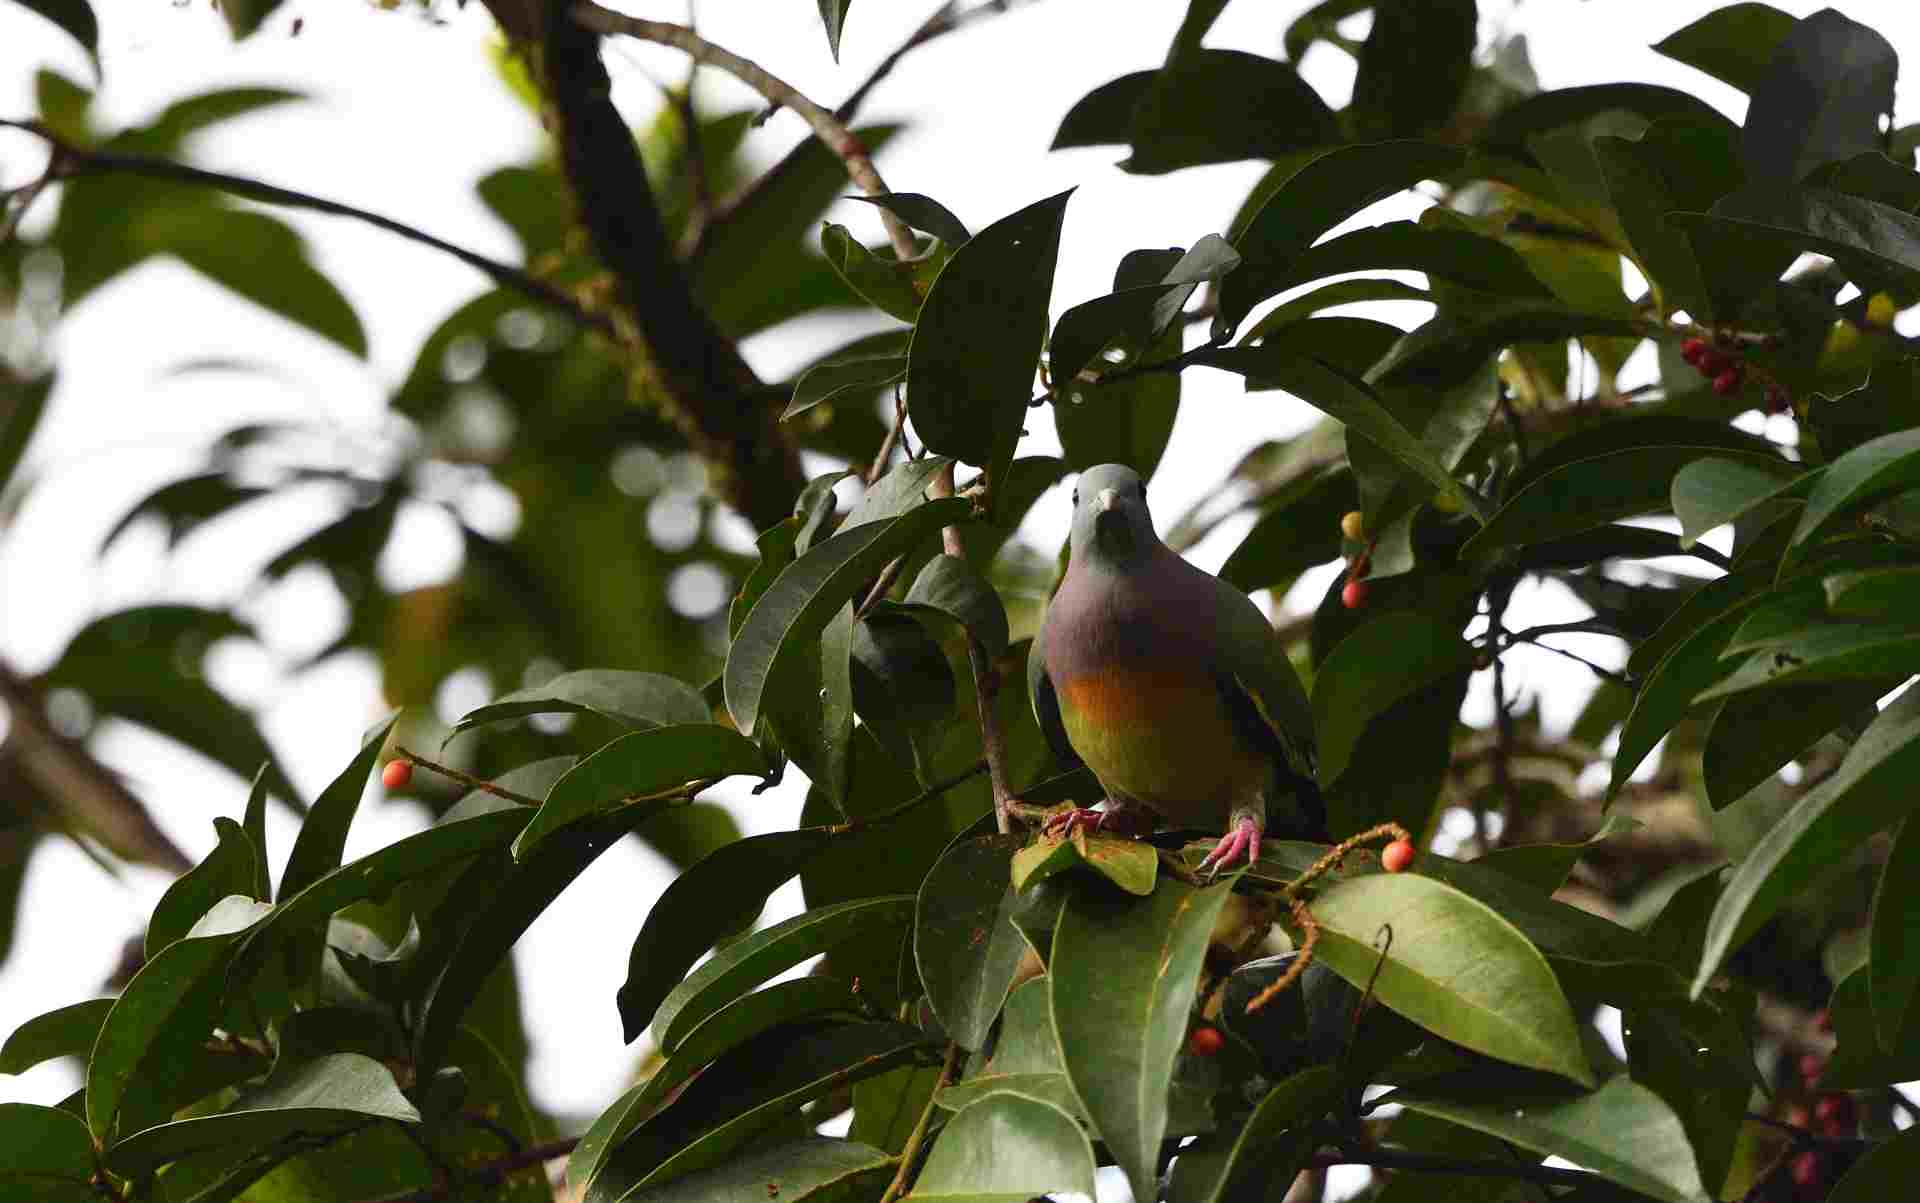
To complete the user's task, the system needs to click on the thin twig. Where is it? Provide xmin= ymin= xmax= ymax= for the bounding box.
xmin=1506 ymin=636 xmax=1633 ymax=686
xmin=396 ymin=747 xmax=544 ymax=807
xmin=866 ymin=392 xmax=909 ymax=485
xmin=928 ymin=466 xmax=1012 ymax=834
xmin=877 ymin=1042 xmax=964 ymax=1203
xmin=835 ymin=2 xmax=1041 ymax=125
xmin=572 ymin=2 xmax=917 ymax=261
xmin=360 ymin=1137 xmax=578 ymax=1203
xmin=0 ymin=118 xmax=612 ymax=337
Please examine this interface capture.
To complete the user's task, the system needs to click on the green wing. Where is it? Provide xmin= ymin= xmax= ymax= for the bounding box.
xmin=1210 ymin=575 xmax=1317 ymax=782
xmin=1027 ymin=616 xmax=1080 ymax=770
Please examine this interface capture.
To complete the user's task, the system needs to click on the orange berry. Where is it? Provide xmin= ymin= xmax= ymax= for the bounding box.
xmin=1187 ymin=1026 xmax=1224 ymax=1057
xmin=1381 ymin=839 xmax=1415 ymax=873
xmin=1341 ymin=578 xmax=1368 ymax=610
xmin=1340 ymin=510 xmax=1366 ymax=541
xmin=381 ymin=759 xmax=413 ymax=790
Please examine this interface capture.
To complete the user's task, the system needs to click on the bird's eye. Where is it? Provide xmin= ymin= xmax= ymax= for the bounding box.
xmin=1072 ymin=490 xmax=1080 ymax=505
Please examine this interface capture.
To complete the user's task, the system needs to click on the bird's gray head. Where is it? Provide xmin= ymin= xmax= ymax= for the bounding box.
xmin=1069 ymin=463 xmax=1158 ymax=568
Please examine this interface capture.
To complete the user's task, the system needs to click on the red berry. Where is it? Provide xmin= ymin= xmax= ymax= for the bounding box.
xmin=1381 ymin=839 xmax=1416 ymax=873
xmin=1812 ymin=1008 xmax=1832 ymax=1033
xmin=1784 ymin=1105 xmax=1810 ymax=1129
xmin=1187 ymin=1026 xmax=1224 ymax=1057
xmin=1814 ymin=1093 xmax=1855 ymax=1133
xmin=1712 ymin=367 xmax=1745 ymax=396
xmin=1798 ymin=1053 xmax=1826 ymax=1086
xmin=1680 ymin=337 xmax=1707 ymax=364
xmin=1789 ymin=1150 xmax=1821 ymax=1189
xmin=1765 ymin=384 xmax=1790 ymax=414
xmin=1697 ymin=349 xmax=1731 ymax=376
xmin=381 ymin=759 xmax=413 ymax=790
xmin=1341 ymin=578 xmax=1369 ymax=610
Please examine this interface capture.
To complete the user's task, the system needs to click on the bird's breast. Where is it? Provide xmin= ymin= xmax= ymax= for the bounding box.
xmin=1054 ymin=663 xmax=1265 ymax=812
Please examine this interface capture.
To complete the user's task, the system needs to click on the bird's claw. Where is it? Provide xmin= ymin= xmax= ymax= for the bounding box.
xmin=1197 ymin=817 xmax=1262 ymax=879
xmin=1042 ymin=807 xmax=1112 ymax=840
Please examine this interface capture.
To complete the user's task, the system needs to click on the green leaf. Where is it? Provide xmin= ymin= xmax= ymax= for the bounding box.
xmin=1594 ymin=133 xmax=1718 ymax=318
xmin=1310 ymin=872 xmax=1594 ymax=1085
xmin=1475 ymin=815 xmax=1643 ymax=896
xmin=1217 ymin=142 xmax=1467 ymax=335
xmin=514 ymin=724 xmax=763 ymax=860
xmin=1827 ymin=566 xmax=1920 ymax=620
xmin=1314 ymin=613 xmax=1474 ymax=784
xmin=652 ymin=895 xmax=916 ymax=1053
xmin=907 ymin=191 xmax=1071 ymax=483
xmin=1349 ymin=0 xmax=1474 ymax=140
xmin=278 ymin=717 xmax=397 ymax=903
xmin=1464 ymin=447 xmax=1781 ymax=561
xmin=1694 ymin=686 xmax=1920 ymax=996
xmin=817 ymin=0 xmax=850 ymax=59
xmin=0 ymin=372 xmax=52 ymax=497
xmin=448 ymin=669 xmax=710 ymax=743
xmin=1702 ymin=678 xmax=1895 ymax=808
xmin=1698 ymin=625 xmax=1920 ymax=703
xmin=1870 ymin=818 xmax=1920 ymax=1046
xmin=147 ymin=817 xmax=261 ymax=957
xmin=0 ymin=998 xmax=113 ymax=1076
xmin=616 ymin=828 xmax=836 ymax=1042
xmin=590 ymin=1022 xmax=929 ymax=1201
xmin=848 ymin=193 xmax=971 ymax=247
xmin=15 ymin=0 xmax=97 ymax=60
xmin=622 ymin=1136 xmax=894 ymax=1203
xmin=1166 ymin=1066 xmax=1340 ymax=1203
xmin=578 ymin=980 xmax=865 ymax=1197
xmin=1652 ymin=3 xmax=1797 ymax=95
xmin=144 ymin=208 xmax=366 ymax=355
xmin=1055 ymin=321 xmax=1181 ymax=481
xmin=1244 ymin=224 xmax=1553 ymax=324
xmin=87 ymin=896 xmax=271 ymax=1140
xmin=786 ymin=352 xmax=908 ymax=423
xmin=821 ymin=223 xmax=927 ymax=322
xmin=1670 ymin=456 xmax=1806 ymax=547
xmin=1218 ymin=466 xmax=1355 ymax=594
xmin=916 ymin=831 xmax=1027 ymax=1051
xmin=1741 ymin=8 xmax=1896 ymax=184
xmin=726 ymin=496 xmax=970 ymax=736
xmin=766 ymin=602 xmax=857 ymax=808
xmin=1481 ymin=83 xmax=1734 ymax=157
xmin=1832 ymin=1127 xmax=1920 ymax=1202
xmin=850 ymin=611 xmax=955 ymax=778
xmin=898 ymin=553 xmax=1010 ymax=660
xmin=0 ymin=1103 xmax=95 ymax=1201
xmin=1673 ymin=188 xmax=1920 ymax=299
xmin=218 ymin=0 xmax=285 ymax=39
xmin=1128 ymin=49 xmax=1338 ymax=176
xmin=1242 ymin=277 xmax=1432 ymax=339
xmin=903 ymin=1094 xmax=1094 ymax=1203
xmin=104 ymin=1053 xmax=419 ymax=1176
xmin=1051 ymin=878 xmax=1241 ymax=1201
xmin=1389 ymin=1076 xmax=1709 ymax=1203
xmin=1049 ymin=237 xmax=1239 ymax=384
xmin=1793 ymin=428 xmax=1920 ymax=552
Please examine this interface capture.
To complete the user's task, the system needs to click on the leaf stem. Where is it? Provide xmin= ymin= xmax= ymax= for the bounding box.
xmin=877 ymin=1042 xmax=965 ymax=1203
xmin=830 ymin=759 xmax=988 ymax=834
xmin=394 ymin=747 xmax=544 ymax=808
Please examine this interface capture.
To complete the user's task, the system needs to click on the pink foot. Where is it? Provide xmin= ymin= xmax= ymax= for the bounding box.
xmin=1043 ymin=807 xmax=1112 ymax=840
xmin=1197 ymin=817 xmax=1262 ymax=877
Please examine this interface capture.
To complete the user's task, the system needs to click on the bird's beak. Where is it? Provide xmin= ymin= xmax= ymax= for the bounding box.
xmin=1095 ymin=488 xmax=1120 ymax=514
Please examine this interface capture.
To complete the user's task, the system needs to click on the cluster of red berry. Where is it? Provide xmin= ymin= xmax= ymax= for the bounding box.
xmin=1679 ymin=335 xmax=1790 ymax=414
xmin=1339 ymin=510 xmax=1369 ymax=609
xmin=1777 ymin=1012 xmax=1856 ymax=1199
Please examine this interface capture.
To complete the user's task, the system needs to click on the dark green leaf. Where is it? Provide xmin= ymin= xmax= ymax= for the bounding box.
xmin=843 ymin=458 xmax=955 ymax=531
xmin=147 ymin=817 xmax=260 ymax=957
xmin=1827 ymin=566 xmax=1920 ymax=620
xmin=278 ymin=717 xmax=397 ymax=903
xmin=0 ymin=998 xmax=112 ymax=1076
xmin=1311 ymin=872 xmax=1593 ymax=1085
xmin=1055 ymin=323 xmax=1181 ymax=481
xmin=0 ymin=373 xmax=52 ymax=497
xmin=907 ymin=191 xmax=1071 ymax=483
xmin=899 ymin=554 xmax=1010 ymax=660
xmin=903 ymin=1094 xmax=1094 ymax=1203
xmin=617 ymin=829 xmax=836 ymax=1042
xmin=1695 ymin=686 xmax=1920 ymax=995
xmin=1652 ymin=3 xmax=1797 ymax=95
xmin=1350 ymin=0 xmax=1475 ymax=140
xmin=1673 ymin=188 xmax=1920 ymax=299
xmin=850 ymin=611 xmax=955 ymax=778
xmin=1166 ymin=1066 xmax=1339 ymax=1203
xmin=1389 ymin=1076 xmax=1708 ymax=1203
xmin=763 ymin=601 xmax=856 ymax=809
xmin=1826 ymin=964 xmax=1920 ymax=1087
xmin=622 ymin=1136 xmax=894 ymax=1203
xmin=1051 ymin=878 xmax=1240 ymax=1201
xmin=104 ymin=1053 xmax=419 ymax=1176
xmin=87 ymin=896 xmax=271 ymax=1140
xmin=1482 ymin=83 xmax=1734 ymax=156
xmin=1246 ymin=224 xmax=1555 ymax=320
xmin=515 ymin=724 xmax=765 ymax=859
xmin=1830 ymin=1123 xmax=1920 ymax=1202
xmin=1314 ymin=613 xmax=1474 ymax=783
xmin=1701 ymin=678 xmax=1894 ymax=808
xmin=1218 ymin=466 xmax=1355 ymax=594
xmin=218 ymin=0 xmax=285 ymax=39
xmin=848 ymin=193 xmax=971 ymax=247
xmin=1218 ymin=142 xmax=1467 ymax=335
xmin=1049 ymin=236 xmax=1238 ymax=384
xmin=821 ymin=223 xmax=926 ymax=322
xmin=1741 ymin=8 xmax=1896 ymax=184
xmin=1670 ymin=456 xmax=1805 ymax=547
xmin=1870 ymin=818 xmax=1920 ymax=1046
xmin=817 ymin=0 xmax=850 ymax=59
xmin=652 ymin=895 xmax=916 ymax=1053
xmin=20 ymin=2 xmax=97 ymax=59
xmin=726 ymin=496 xmax=970 ymax=735
xmin=448 ymin=669 xmax=710 ymax=743
xmin=786 ymin=352 xmax=908 ymax=423
xmin=1475 ymin=815 xmax=1642 ymax=896
xmin=916 ymin=832 xmax=1028 ymax=1051
xmin=0 ymin=1102 xmax=95 ymax=1200
xmin=1242 ymin=277 xmax=1432 ymax=339
xmin=1367 ymin=300 xmax=1644 ymax=393
xmin=1699 ymin=625 xmax=1920 ymax=702
xmin=1793 ymin=427 xmax=1920 ymax=552
xmin=146 ymin=209 xmax=366 ymax=355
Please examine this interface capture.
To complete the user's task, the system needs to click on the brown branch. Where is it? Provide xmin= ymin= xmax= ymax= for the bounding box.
xmin=535 ymin=7 xmax=805 ymax=530
xmin=573 ymin=2 xmax=918 ymax=262
xmin=360 ymin=1136 xmax=578 ymax=1203
xmin=396 ymin=747 xmax=545 ymax=808
xmin=0 ymin=118 xmax=612 ymax=338
xmin=0 ymin=659 xmax=191 ymax=873
xmin=927 ymin=465 xmax=1013 ymax=834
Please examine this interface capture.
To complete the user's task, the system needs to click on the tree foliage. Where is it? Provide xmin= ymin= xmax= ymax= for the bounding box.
xmin=4 ymin=1 xmax=1920 ymax=1201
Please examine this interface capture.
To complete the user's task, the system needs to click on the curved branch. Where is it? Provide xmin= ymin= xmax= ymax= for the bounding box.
xmin=0 ymin=118 xmax=612 ymax=338
xmin=571 ymin=2 xmax=918 ymax=262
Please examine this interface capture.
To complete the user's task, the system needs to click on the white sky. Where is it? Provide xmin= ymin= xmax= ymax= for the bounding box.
xmin=1 ymin=0 xmax=1915 ymax=1143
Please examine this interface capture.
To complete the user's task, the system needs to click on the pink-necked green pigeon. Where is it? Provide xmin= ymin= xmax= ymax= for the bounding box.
xmin=1028 ymin=463 xmax=1324 ymax=872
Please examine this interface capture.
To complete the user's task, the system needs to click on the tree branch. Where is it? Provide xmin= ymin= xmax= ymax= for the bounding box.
xmin=0 ymin=659 xmax=191 ymax=874
xmin=929 ymin=465 xmax=1014 ymax=834
xmin=0 ymin=118 xmax=612 ymax=338
xmin=572 ymin=2 xmax=917 ymax=262
xmin=534 ymin=6 xmax=805 ymax=530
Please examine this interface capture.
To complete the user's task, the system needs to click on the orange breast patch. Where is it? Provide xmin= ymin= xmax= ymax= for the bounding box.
xmin=1056 ymin=665 xmax=1264 ymax=807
